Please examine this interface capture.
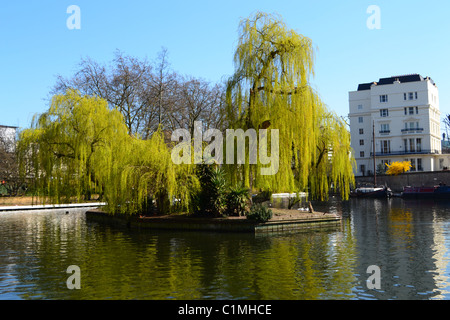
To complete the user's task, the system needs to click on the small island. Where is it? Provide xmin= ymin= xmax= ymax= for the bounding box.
xmin=86 ymin=204 xmax=341 ymax=234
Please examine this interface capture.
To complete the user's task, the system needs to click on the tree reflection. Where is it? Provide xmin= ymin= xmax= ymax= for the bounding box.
xmin=3 ymin=210 xmax=357 ymax=300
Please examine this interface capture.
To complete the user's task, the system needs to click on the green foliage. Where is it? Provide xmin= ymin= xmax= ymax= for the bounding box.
xmin=226 ymin=184 xmax=250 ymax=216
xmin=247 ymin=203 xmax=273 ymax=223
xmin=376 ymin=163 xmax=387 ymax=175
xmin=18 ymin=89 xmax=199 ymax=216
xmin=18 ymin=89 xmax=128 ymax=204
xmin=224 ymin=11 xmax=355 ymax=200
xmin=191 ymin=164 xmax=228 ymax=217
xmin=209 ymin=167 xmax=228 ymax=216
xmin=192 ymin=165 xmax=251 ymax=217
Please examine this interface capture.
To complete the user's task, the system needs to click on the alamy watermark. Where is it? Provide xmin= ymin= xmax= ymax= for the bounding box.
xmin=66 ymin=265 xmax=81 ymax=289
xmin=366 ymin=265 xmax=381 ymax=290
xmin=67 ymin=5 xmax=81 ymax=30
xmin=171 ymin=121 xmax=280 ymax=176
xmin=367 ymin=5 xmax=381 ymax=30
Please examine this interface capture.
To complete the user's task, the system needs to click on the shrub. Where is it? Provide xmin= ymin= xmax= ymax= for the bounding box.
xmin=226 ymin=184 xmax=250 ymax=216
xmin=386 ymin=161 xmax=412 ymax=176
xmin=192 ymin=164 xmax=227 ymax=217
xmin=210 ymin=167 xmax=227 ymax=216
xmin=247 ymin=203 xmax=273 ymax=223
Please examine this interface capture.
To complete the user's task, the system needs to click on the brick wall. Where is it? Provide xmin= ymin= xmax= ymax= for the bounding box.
xmin=355 ymin=170 xmax=450 ymax=192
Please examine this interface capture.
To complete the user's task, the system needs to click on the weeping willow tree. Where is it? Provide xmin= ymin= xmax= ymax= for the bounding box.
xmin=18 ymin=89 xmax=199 ymax=215
xmin=225 ymin=12 xmax=355 ymax=200
xmin=99 ymin=127 xmax=200 ymax=216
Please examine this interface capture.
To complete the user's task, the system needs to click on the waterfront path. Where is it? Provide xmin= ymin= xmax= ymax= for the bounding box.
xmin=0 ymin=202 xmax=106 ymax=212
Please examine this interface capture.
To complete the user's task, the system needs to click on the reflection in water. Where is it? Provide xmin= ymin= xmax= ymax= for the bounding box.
xmin=0 ymin=208 xmax=357 ymax=300
xmin=1 ymin=198 xmax=450 ymax=300
xmin=348 ymin=198 xmax=450 ymax=299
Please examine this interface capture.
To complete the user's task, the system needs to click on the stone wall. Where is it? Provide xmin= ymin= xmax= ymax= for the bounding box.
xmin=355 ymin=170 xmax=450 ymax=192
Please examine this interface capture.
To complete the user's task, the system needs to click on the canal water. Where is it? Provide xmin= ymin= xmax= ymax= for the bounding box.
xmin=1 ymin=197 xmax=450 ymax=300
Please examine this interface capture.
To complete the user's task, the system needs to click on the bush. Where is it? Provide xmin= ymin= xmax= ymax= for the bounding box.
xmin=192 ymin=164 xmax=227 ymax=217
xmin=247 ymin=203 xmax=272 ymax=223
xmin=226 ymin=184 xmax=250 ymax=216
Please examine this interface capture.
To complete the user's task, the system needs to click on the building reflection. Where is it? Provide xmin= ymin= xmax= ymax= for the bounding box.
xmin=350 ymin=198 xmax=450 ymax=299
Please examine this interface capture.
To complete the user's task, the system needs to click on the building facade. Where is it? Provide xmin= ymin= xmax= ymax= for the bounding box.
xmin=349 ymin=74 xmax=445 ymax=177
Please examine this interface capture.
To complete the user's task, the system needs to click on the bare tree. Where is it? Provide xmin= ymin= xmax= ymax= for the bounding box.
xmin=52 ymin=48 xmax=226 ymax=139
xmin=53 ymin=50 xmax=153 ymax=136
xmin=141 ymin=48 xmax=180 ymax=139
xmin=0 ymin=127 xmax=25 ymax=196
xmin=173 ymin=76 xmax=225 ymax=136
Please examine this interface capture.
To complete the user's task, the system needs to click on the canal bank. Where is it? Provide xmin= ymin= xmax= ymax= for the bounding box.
xmin=0 ymin=202 xmax=106 ymax=212
xmin=355 ymin=170 xmax=450 ymax=192
xmin=85 ymin=208 xmax=342 ymax=234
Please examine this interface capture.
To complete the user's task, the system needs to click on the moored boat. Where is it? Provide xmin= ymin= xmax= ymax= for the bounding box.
xmin=350 ymin=185 xmax=392 ymax=198
xmin=402 ymin=185 xmax=450 ymax=198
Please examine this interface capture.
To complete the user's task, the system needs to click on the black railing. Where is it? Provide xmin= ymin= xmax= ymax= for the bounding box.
xmin=401 ymin=128 xmax=424 ymax=133
xmin=370 ymin=149 xmax=440 ymax=157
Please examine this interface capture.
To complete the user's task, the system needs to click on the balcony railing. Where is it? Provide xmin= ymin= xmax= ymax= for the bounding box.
xmin=401 ymin=128 xmax=424 ymax=134
xmin=370 ymin=149 xmax=440 ymax=157
xmin=379 ymin=130 xmax=391 ymax=134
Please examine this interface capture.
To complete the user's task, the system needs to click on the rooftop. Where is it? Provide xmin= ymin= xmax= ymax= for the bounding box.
xmin=357 ymin=74 xmax=435 ymax=91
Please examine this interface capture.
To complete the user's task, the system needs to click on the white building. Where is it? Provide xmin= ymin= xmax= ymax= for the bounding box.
xmin=349 ymin=74 xmax=445 ymax=177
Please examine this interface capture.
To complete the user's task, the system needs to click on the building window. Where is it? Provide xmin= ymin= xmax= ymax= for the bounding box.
xmin=360 ymin=151 xmax=365 ymax=157
xmin=380 ymin=95 xmax=388 ymax=103
xmin=359 ymin=139 xmax=364 ymax=146
xmin=410 ymin=158 xmax=416 ymax=171
xmin=380 ymin=140 xmax=390 ymax=154
xmin=360 ymin=165 xmax=366 ymax=176
xmin=380 ymin=109 xmax=389 ymax=117
xmin=409 ymin=139 xmax=415 ymax=152
xmin=359 ymin=128 xmax=364 ymax=135
xmin=358 ymin=104 xmax=363 ymax=110
xmin=416 ymin=138 xmax=422 ymax=152
xmin=405 ymin=92 xmax=418 ymax=100
xmin=417 ymin=158 xmax=423 ymax=171
xmin=408 ymin=107 xmax=414 ymax=115
xmin=403 ymin=138 xmax=422 ymax=153
xmin=416 ymin=106 xmax=418 ymax=114
xmin=380 ymin=123 xmax=390 ymax=133
xmin=358 ymin=117 xmax=363 ymax=123
xmin=404 ymin=122 xmax=420 ymax=131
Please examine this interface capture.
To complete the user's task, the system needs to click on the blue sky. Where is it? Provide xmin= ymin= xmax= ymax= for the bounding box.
xmin=1 ymin=0 xmax=449 ymax=130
